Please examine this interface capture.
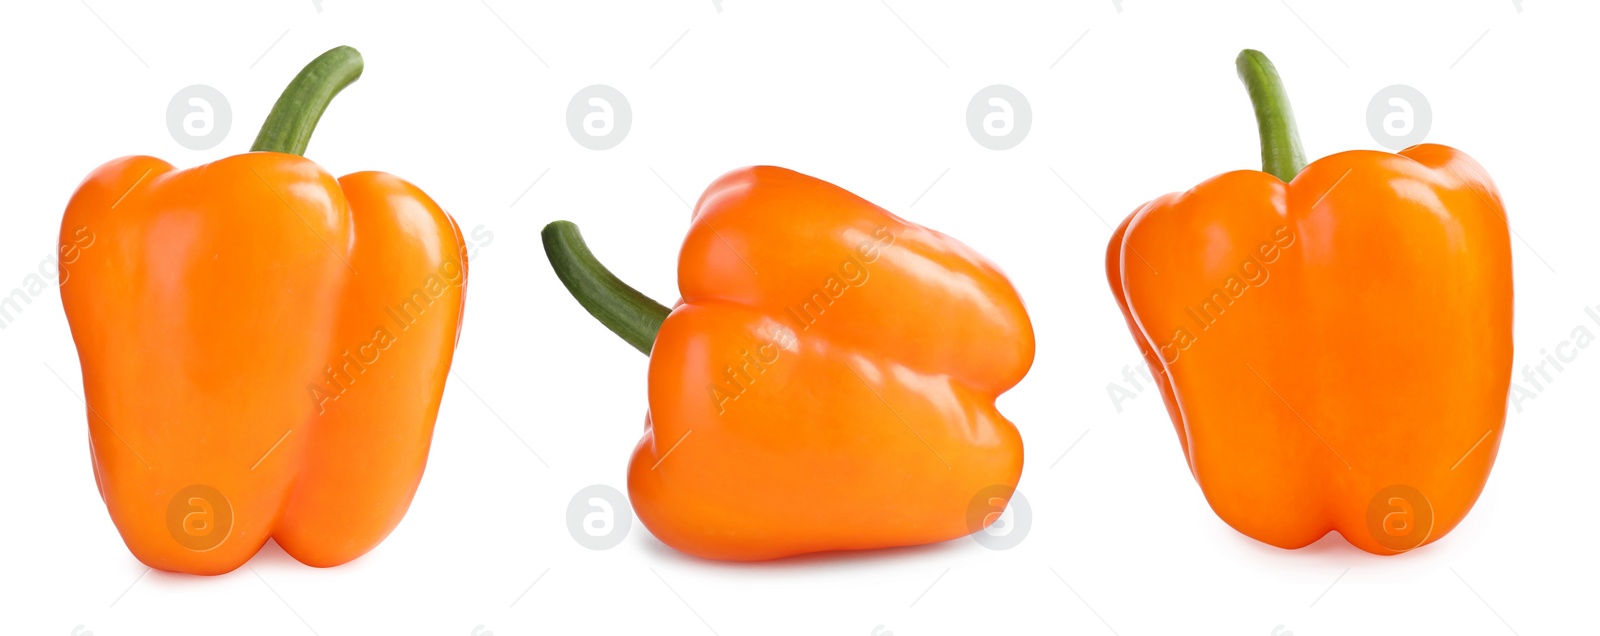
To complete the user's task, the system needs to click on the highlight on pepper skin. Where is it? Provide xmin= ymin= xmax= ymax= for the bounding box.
xmin=58 ymin=46 xmax=469 ymax=575
xmin=1104 ymin=49 xmax=1512 ymax=555
xmin=542 ymin=165 xmax=1036 ymax=561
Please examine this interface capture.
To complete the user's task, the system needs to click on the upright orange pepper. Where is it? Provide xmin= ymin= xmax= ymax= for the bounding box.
xmin=543 ymin=167 xmax=1034 ymax=560
xmin=1106 ymin=50 xmax=1512 ymax=554
xmin=60 ymin=47 xmax=468 ymax=574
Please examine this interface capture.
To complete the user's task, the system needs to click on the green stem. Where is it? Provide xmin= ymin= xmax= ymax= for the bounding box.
xmin=1235 ymin=49 xmax=1306 ymax=182
xmin=541 ymin=221 xmax=671 ymax=356
xmin=251 ymin=46 xmax=364 ymax=156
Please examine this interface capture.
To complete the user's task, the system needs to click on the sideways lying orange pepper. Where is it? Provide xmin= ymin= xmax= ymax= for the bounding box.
xmin=543 ymin=167 xmax=1035 ymax=560
xmin=60 ymin=47 xmax=469 ymax=574
xmin=1106 ymin=50 xmax=1511 ymax=554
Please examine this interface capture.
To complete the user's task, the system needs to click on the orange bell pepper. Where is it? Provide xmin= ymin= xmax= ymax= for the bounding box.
xmin=59 ymin=47 xmax=469 ymax=575
xmin=542 ymin=167 xmax=1034 ymax=560
xmin=1106 ymin=50 xmax=1512 ymax=554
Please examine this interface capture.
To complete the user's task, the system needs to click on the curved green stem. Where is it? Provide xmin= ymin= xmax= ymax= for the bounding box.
xmin=541 ymin=221 xmax=671 ymax=356
xmin=1235 ymin=49 xmax=1306 ymax=182
xmin=251 ymin=46 xmax=364 ymax=156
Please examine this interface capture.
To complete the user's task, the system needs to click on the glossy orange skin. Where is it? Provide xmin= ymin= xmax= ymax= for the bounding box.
xmin=628 ymin=166 xmax=1034 ymax=561
xmin=60 ymin=152 xmax=468 ymax=575
xmin=1107 ymin=145 xmax=1512 ymax=554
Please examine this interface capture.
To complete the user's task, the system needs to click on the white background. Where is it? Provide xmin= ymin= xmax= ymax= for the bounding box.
xmin=1 ymin=1 xmax=1594 ymax=634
